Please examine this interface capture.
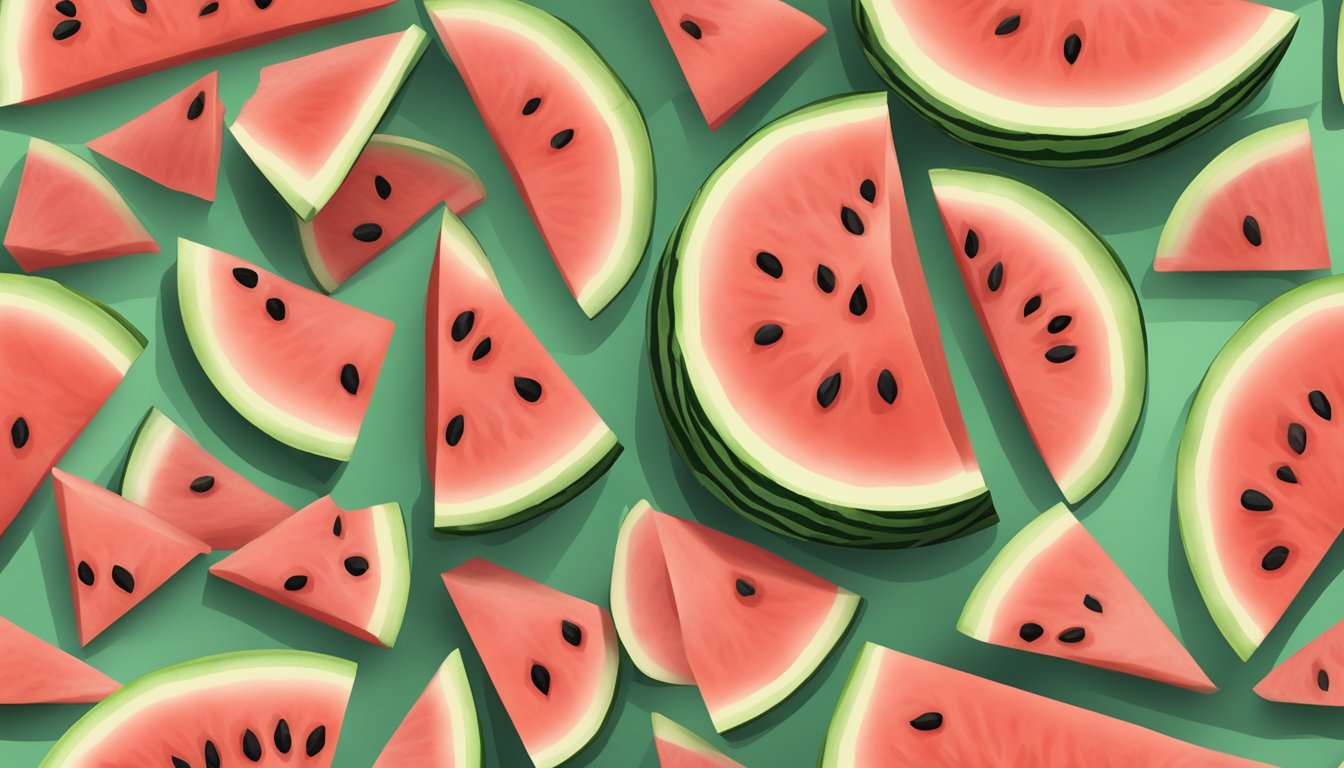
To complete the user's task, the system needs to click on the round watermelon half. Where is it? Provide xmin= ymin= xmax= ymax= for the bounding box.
xmin=1254 ymin=617 xmax=1344 ymax=706
xmin=374 ymin=649 xmax=482 ymax=767
xmin=0 ymin=616 xmax=119 ymax=705
xmin=41 ymin=649 xmax=355 ymax=767
xmin=1179 ymin=275 xmax=1344 ymax=660
xmin=651 ymin=713 xmax=744 ymax=768
xmin=929 ymin=169 xmax=1146 ymax=505
xmin=853 ymin=0 xmax=1299 ymax=166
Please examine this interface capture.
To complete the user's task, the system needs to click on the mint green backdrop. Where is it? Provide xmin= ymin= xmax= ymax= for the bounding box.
xmin=0 ymin=0 xmax=1341 ymax=764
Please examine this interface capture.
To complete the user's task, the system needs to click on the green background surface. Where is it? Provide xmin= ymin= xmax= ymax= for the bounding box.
xmin=0 ymin=0 xmax=1342 ymax=765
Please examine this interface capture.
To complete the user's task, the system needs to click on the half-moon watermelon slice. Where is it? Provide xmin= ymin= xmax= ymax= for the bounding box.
xmin=441 ymin=558 xmax=618 ymax=768
xmin=959 ymin=504 xmax=1214 ymax=692
xmin=41 ymin=650 xmax=355 ymax=767
xmin=210 ymin=496 xmax=410 ymax=647
xmin=930 ymin=169 xmax=1146 ymax=504
xmin=427 ymin=211 xmax=620 ymax=531
xmin=1254 ymin=618 xmax=1344 ymax=706
xmin=177 ymin=239 xmax=395 ymax=461
xmin=427 ymin=0 xmax=655 ymax=318
xmin=1155 ymin=120 xmax=1329 ymax=272
xmin=1179 ymin=275 xmax=1344 ymax=659
xmin=373 ymin=649 xmax=482 ymax=768
xmin=651 ymin=713 xmax=744 ymax=768
xmin=299 ymin=134 xmax=485 ymax=292
xmin=0 ymin=615 xmax=119 ymax=704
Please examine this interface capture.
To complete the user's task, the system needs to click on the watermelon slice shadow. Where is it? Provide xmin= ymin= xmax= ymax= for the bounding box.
xmin=221 ymin=140 xmax=312 ymax=271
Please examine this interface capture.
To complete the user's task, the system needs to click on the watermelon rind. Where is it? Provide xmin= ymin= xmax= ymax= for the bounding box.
xmin=609 ymin=501 xmax=693 ymax=685
xmin=119 ymin=407 xmax=181 ymax=504
xmin=41 ymin=650 xmax=356 ymax=767
xmin=957 ymin=503 xmax=1074 ymax=639
xmin=365 ymin=501 xmax=412 ymax=647
xmin=819 ymin=641 xmax=883 ymax=768
xmin=430 ymin=650 xmax=482 ymax=768
xmin=0 ymin=273 xmax=145 ymax=373
xmin=651 ymin=713 xmax=738 ymax=764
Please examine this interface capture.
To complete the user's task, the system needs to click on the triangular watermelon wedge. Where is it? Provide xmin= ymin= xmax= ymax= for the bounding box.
xmin=374 ymin=649 xmax=482 ymax=767
xmin=441 ymin=558 xmax=618 ymax=768
xmin=4 ymin=138 xmax=157 ymax=272
xmin=652 ymin=713 xmax=745 ymax=768
xmin=959 ymin=504 xmax=1215 ymax=693
xmin=88 ymin=72 xmax=223 ymax=201
xmin=0 ymin=615 xmax=119 ymax=704
xmin=1254 ymin=618 xmax=1344 ymax=705
xmin=649 ymin=0 xmax=825 ymax=130
xmin=52 ymin=469 xmax=210 ymax=646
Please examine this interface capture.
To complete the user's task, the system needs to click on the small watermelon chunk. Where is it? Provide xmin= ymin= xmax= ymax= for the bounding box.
xmin=652 ymin=713 xmax=744 ymax=768
xmin=374 ymin=650 xmax=482 ymax=768
xmin=231 ymin=27 xmax=429 ymax=220
xmin=4 ymin=138 xmax=157 ymax=272
xmin=177 ymin=239 xmax=394 ymax=461
xmin=53 ymin=469 xmax=210 ymax=646
xmin=1255 ymin=618 xmax=1344 ymax=705
xmin=1156 ymin=121 xmax=1329 ymax=272
xmin=0 ymin=615 xmax=119 ymax=704
xmin=210 ymin=497 xmax=410 ymax=647
xmin=88 ymin=72 xmax=223 ymax=201
xmin=300 ymin=134 xmax=486 ymax=292
xmin=649 ymin=0 xmax=824 ymax=130
xmin=427 ymin=0 xmax=655 ymax=317
xmin=442 ymin=558 xmax=618 ymax=768
xmin=427 ymin=211 xmax=621 ymax=531
xmin=959 ymin=504 xmax=1214 ymax=692
xmin=611 ymin=501 xmax=693 ymax=685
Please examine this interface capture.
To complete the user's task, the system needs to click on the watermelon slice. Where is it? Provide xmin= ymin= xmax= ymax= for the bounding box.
xmin=1255 ymin=618 xmax=1344 ymax=705
xmin=427 ymin=211 xmax=621 ymax=531
xmin=959 ymin=504 xmax=1214 ymax=692
xmin=4 ymin=138 xmax=157 ymax=272
xmin=854 ymin=0 xmax=1299 ymax=166
xmin=650 ymin=92 xmax=994 ymax=548
xmin=822 ymin=644 xmax=1271 ymax=767
xmin=1155 ymin=120 xmax=1329 ymax=272
xmin=210 ymin=496 xmax=410 ymax=647
xmin=648 ymin=0 xmax=825 ymax=130
xmin=442 ymin=558 xmax=618 ymax=768
xmin=652 ymin=713 xmax=744 ymax=768
xmin=177 ymin=239 xmax=394 ymax=461
xmin=929 ymin=169 xmax=1146 ymax=504
xmin=0 ymin=0 xmax=394 ymax=106
xmin=41 ymin=650 xmax=355 ymax=767
xmin=299 ymin=134 xmax=486 ymax=292
xmin=87 ymin=71 xmax=223 ymax=201
xmin=426 ymin=0 xmax=655 ymax=317
xmin=611 ymin=501 xmax=693 ymax=686
xmin=1178 ymin=275 xmax=1344 ymax=659
xmin=52 ymin=469 xmax=210 ymax=646
xmin=0 ymin=615 xmax=118 ymax=704
xmin=374 ymin=649 xmax=482 ymax=768
xmin=231 ymin=26 xmax=429 ymax=220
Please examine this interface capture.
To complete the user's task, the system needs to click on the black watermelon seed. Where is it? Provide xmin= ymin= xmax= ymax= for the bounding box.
xmin=1243 ymin=215 xmax=1262 ymax=247
xmin=131 ymin=0 xmax=147 ymax=11
xmin=755 ymin=251 xmax=783 ymax=279
xmin=515 ymin=377 xmax=543 ymax=403
xmin=265 ymin=298 xmax=286 ymax=322
xmin=910 ymin=712 xmax=943 ymax=731
xmin=680 ymin=19 xmax=702 ymax=39
xmin=562 ymin=620 xmax=582 ymax=646
xmin=817 ymin=373 xmax=841 ymax=409
xmin=531 ymin=664 xmax=551 ymax=695
xmin=55 ymin=1 xmax=76 ymax=17
xmin=551 ymin=129 xmax=575 ymax=149
xmin=77 ymin=561 xmax=94 ymax=586
xmin=243 ymin=729 xmax=262 ymax=761
xmin=305 ymin=726 xmax=326 ymax=757
xmin=859 ymin=179 xmax=876 ymax=203
xmin=199 ymin=1 xmax=218 ymax=15
xmin=1319 ymin=669 xmax=1330 ymax=692
xmin=1045 ymin=345 xmax=1077 ymax=364
xmin=11 ymin=417 xmax=29 ymax=449
xmin=284 ymin=575 xmax=308 ymax=591
xmin=332 ymin=516 xmax=343 ymax=537
xmin=816 ymin=264 xmax=836 ymax=293
xmin=353 ymin=223 xmax=383 ymax=243
xmin=340 ymin=364 xmax=360 ymax=395
xmin=1277 ymin=465 xmax=1298 ymax=484
xmin=736 ymin=578 xmax=756 ymax=597
xmin=754 ymin=324 xmax=783 ymax=346
xmin=111 ymin=565 xmax=135 ymax=594
xmin=445 ymin=415 xmax=465 ymax=447
xmin=374 ymin=175 xmax=392 ymax=200
xmin=1058 ymin=627 xmax=1086 ymax=643
xmin=255 ymin=0 xmax=272 ymax=7
xmin=172 ymin=758 xmax=190 ymax=768
xmin=52 ymin=19 xmax=79 ymax=40
xmin=964 ymin=229 xmax=980 ymax=258
xmin=204 ymin=740 xmax=220 ymax=768
xmin=1310 ymin=390 xmax=1332 ymax=421
xmin=1288 ymin=423 xmax=1307 ymax=454
xmin=522 ymin=97 xmax=542 ymax=116
xmin=1019 ymin=622 xmax=1044 ymax=642
xmin=1241 ymin=489 xmax=1273 ymax=512
xmin=1063 ymin=34 xmax=1082 ymax=64
xmin=849 ymin=285 xmax=868 ymax=316
xmin=1047 ymin=315 xmax=1072 ymax=334
xmin=186 ymin=91 xmax=206 ymax=120
xmin=1262 ymin=546 xmax=1290 ymax=571
xmin=841 ymin=206 xmax=865 ymax=236
xmin=1083 ymin=594 xmax=1103 ymax=613
xmin=344 ymin=556 xmax=370 ymax=577
xmin=987 ymin=262 xmax=1003 ymax=292
xmin=233 ymin=267 xmax=259 ymax=288
xmin=1023 ymin=295 xmax=1041 ymax=317
xmin=995 ymin=15 xmax=1020 ymax=35
xmin=877 ymin=369 xmax=898 ymax=405
xmin=274 ymin=720 xmax=292 ymax=754
xmin=472 ymin=337 xmax=492 ymax=361
xmin=451 ymin=311 xmax=475 ymax=341
xmin=190 ymin=475 xmax=215 ymax=494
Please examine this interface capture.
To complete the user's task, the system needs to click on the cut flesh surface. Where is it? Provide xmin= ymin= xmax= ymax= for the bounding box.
xmin=610 ymin=501 xmax=694 ymax=685
xmin=652 ymin=713 xmax=745 ymax=768
xmin=0 ymin=615 xmax=119 ymax=704
xmin=1255 ymin=618 xmax=1344 ymax=705
xmin=373 ymin=650 xmax=482 ymax=768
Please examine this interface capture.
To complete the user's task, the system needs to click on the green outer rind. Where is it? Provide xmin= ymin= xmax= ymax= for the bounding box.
xmin=957 ymin=503 xmax=1072 ymax=638
xmin=0 ymin=272 xmax=146 ymax=367
xmin=370 ymin=502 xmax=411 ymax=647
xmin=819 ymin=641 xmax=881 ymax=768
xmin=433 ymin=650 xmax=483 ymax=768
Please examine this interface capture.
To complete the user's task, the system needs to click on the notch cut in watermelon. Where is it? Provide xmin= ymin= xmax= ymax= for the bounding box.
xmin=231 ymin=26 xmax=428 ymax=220
xmin=210 ymin=496 xmax=410 ymax=647
xmin=1255 ymin=618 xmax=1344 ymax=706
xmin=427 ymin=0 xmax=655 ymax=317
xmin=374 ymin=649 xmax=482 ymax=768
xmin=4 ymin=138 xmax=157 ymax=272
xmin=652 ymin=713 xmax=745 ymax=768
xmin=930 ymin=169 xmax=1146 ymax=505
xmin=299 ymin=134 xmax=485 ymax=292
xmin=40 ymin=650 xmax=355 ymax=767
xmin=0 ymin=615 xmax=119 ymax=704
xmin=442 ymin=558 xmax=618 ymax=768
xmin=177 ymin=239 xmax=394 ymax=461
xmin=649 ymin=0 xmax=825 ymax=131
xmin=1156 ymin=120 xmax=1329 ymax=272
xmin=427 ymin=211 xmax=620 ymax=531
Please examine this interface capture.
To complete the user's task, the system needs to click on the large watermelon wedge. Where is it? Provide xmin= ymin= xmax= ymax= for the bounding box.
xmin=177 ymin=239 xmax=394 ymax=461
xmin=822 ymin=644 xmax=1271 ymax=767
xmin=929 ymin=169 xmax=1146 ymax=504
xmin=650 ymin=92 xmax=994 ymax=548
xmin=651 ymin=713 xmax=744 ymax=768
xmin=1179 ymin=275 xmax=1344 ymax=659
xmin=959 ymin=504 xmax=1214 ymax=692
xmin=1255 ymin=618 xmax=1344 ymax=706
xmin=0 ymin=615 xmax=118 ymax=704
xmin=0 ymin=274 xmax=144 ymax=540
xmin=374 ymin=650 xmax=482 ymax=768
xmin=426 ymin=0 xmax=655 ymax=318
xmin=41 ymin=650 xmax=355 ymax=767
xmin=853 ymin=0 xmax=1299 ymax=166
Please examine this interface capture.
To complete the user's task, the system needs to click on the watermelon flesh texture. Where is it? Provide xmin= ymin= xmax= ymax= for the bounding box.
xmin=611 ymin=501 xmax=694 ymax=685
xmin=4 ymin=138 xmax=157 ymax=272
xmin=442 ymin=558 xmax=618 ymax=768
xmin=1156 ymin=120 xmax=1329 ymax=272
xmin=652 ymin=713 xmax=745 ymax=768
xmin=1255 ymin=617 xmax=1344 ymax=705
xmin=374 ymin=650 xmax=482 ymax=768
xmin=0 ymin=616 xmax=119 ymax=704
xmin=649 ymin=0 xmax=825 ymax=130
xmin=210 ymin=497 xmax=409 ymax=647
xmin=300 ymin=134 xmax=486 ymax=292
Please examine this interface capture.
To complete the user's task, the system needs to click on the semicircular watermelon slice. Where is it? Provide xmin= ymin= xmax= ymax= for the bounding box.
xmin=374 ymin=650 xmax=481 ymax=768
xmin=0 ymin=615 xmax=119 ymax=704
xmin=652 ymin=713 xmax=744 ymax=768
xmin=1255 ymin=617 xmax=1344 ymax=706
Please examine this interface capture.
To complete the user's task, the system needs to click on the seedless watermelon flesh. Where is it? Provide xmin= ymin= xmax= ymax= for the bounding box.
xmin=651 ymin=713 xmax=744 ymax=768
xmin=0 ymin=616 xmax=119 ymax=704
xmin=610 ymin=501 xmax=693 ymax=685
xmin=930 ymin=169 xmax=1146 ymax=504
xmin=1255 ymin=618 xmax=1344 ymax=705
xmin=374 ymin=650 xmax=482 ymax=768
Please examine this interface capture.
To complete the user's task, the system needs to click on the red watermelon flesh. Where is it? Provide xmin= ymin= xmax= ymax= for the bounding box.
xmin=652 ymin=713 xmax=745 ymax=768
xmin=87 ymin=71 xmax=223 ymax=201
xmin=53 ymin=469 xmax=210 ymax=646
xmin=1255 ymin=618 xmax=1344 ymax=705
xmin=0 ymin=615 xmax=119 ymax=704
xmin=649 ymin=0 xmax=824 ymax=130
xmin=4 ymin=138 xmax=157 ymax=272
xmin=373 ymin=650 xmax=481 ymax=768
xmin=611 ymin=501 xmax=694 ymax=685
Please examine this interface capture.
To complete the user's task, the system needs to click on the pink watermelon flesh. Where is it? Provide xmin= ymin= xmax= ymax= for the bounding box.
xmin=1255 ymin=618 xmax=1344 ymax=705
xmin=649 ymin=0 xmax=824 ymax=130
xmin=0 ymin=615 xmax=119 ymax=704
xmin=0 ymin=0 xmax=393 ymax=106
xmin=373 ymin=651 xmax=478 ymax=768
xmin=4 ymin=138 xmax=157 ymax=272
xmin=53 ymin=469 xmax=210 ymax=646
xmin=611 ymin=502 xmax=694 ymax=685
xmin=87 ymin=71 xmax=223 ymax=201
xmin=652 ymin=714 xmax=745 ymax=768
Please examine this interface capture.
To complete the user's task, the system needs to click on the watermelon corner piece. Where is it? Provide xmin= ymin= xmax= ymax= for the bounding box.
xmin=651 ymin=712 xmax=745 ymax=767
xmin=0 ymin=615 xmax=120 ymax=705
xmin=1254 ymin=617 xmax=1344 ymax=706
xmin=374 ymin=649 xmax=482 ymax=767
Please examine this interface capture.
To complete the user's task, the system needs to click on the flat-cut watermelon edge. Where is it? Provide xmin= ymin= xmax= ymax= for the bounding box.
xmin=609 ymin=500 xmax=694 ymax=685
xmin=651 ymin=712 xmax=734 ymax=762
xmin=0 ymin=273 xmax=146 ymax=372
xmin=958 ymin=504 xmax=1075 ymax=640
xmin=365 ymin=501 xmax=411 ymax=647
xmin=819 ymin=641 xmax=882 ymax=768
